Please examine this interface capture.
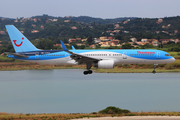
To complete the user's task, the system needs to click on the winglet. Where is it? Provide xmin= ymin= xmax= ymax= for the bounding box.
xmin=60 ymin=40 xmax=68 ymax=51
xmin=72 ymin=46 xmax=76 ymax=50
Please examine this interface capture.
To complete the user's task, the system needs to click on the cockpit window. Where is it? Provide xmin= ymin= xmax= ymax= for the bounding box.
xmin=165 ymin=54 xmax=170 ymax=56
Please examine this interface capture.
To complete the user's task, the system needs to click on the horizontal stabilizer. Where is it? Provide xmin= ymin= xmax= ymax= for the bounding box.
xmin=72 ymin=46 xmax=76 ymax=50
xmin=6 ymin=52 xmax=28 ymax=58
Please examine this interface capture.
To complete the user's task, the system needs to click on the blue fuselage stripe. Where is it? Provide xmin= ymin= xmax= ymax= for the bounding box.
xmin=8 ymin=49 xmax=173 ymax=61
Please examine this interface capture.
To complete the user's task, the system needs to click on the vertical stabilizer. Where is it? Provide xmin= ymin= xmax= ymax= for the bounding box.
xmin=60 ymin=40 xmax=68 ymax=51
xmin=5 ymin=25 xmax=39 ymax=52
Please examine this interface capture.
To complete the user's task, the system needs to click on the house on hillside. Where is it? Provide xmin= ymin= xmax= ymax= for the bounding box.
xmin=90 ymin=44 xmax=96 ymax=48
xmin=31 ymin=30 xmax=39 ymax=33
xmin=33 ymin=18 xmax=37 ymax=22
xmin=174 ymin=39 xmax=180 ymax=43
xmin=64 ymin=20 xmax=70 ymax=22
xmin=100 ymin=36 xmax=107 ymax=41
xmin=160 ymin=39 xmax=171 ymax=44
xmin=81 ymin=39 xmax=87 ymax=42
xmin=76 ymin=43 xmax=85 ymax=46
xmin=71 ymin=26 xmax=77 ymax=30
xmin=108 ymin=37 xmax=114 ymax=40
xmin=69 ymin=38 xmax=76 ymax=43
xmin=99 ymin=41 xmax=110 ymax=47
xmin=40 ymin=25 xmax=44 ymax=29
xmin=136 ymin=42 xmax=150 ymax=46
xmin=111 ymin=40 xmax=120 ymax=45
xmin=53 ymin=44 xmax=61 ymax=47
xmin=141 ymin=38 xmax=148 ymax=42
xmin=76 ymin=38 xmax=82 ymax=41
xmin=94 ymin=38 xmax=101 ymax=43
xmin=148 ymin=39 xmax=159 ymax=46
xmin=0 ymin=31 xmax=5 ymax=34
xmin=130 ymin=38 xmax=137 ymax=42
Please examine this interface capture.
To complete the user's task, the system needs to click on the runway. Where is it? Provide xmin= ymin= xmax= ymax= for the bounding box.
xmin=72 ymin=116 xmax=180 ymax=120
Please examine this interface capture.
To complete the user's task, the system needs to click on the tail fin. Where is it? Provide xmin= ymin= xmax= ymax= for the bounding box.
xmin=60 ymin=40 xmax=68 ymax=51
xmin=5 ymin=25 xmax=39 ymax=52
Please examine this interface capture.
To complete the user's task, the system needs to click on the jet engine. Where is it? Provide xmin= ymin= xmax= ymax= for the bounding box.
xmin=95 ymin=60 xmax=114 ymax=69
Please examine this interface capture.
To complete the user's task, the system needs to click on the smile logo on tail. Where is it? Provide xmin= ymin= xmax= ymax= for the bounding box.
xmin=13 ymin=37 xmax=24 ymax=47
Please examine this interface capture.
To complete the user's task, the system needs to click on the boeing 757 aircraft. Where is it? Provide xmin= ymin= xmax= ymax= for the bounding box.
xmin=5 ymin=25 xmax=175 ymax=75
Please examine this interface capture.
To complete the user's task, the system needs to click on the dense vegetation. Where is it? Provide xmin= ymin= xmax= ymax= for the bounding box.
xmin=99 ymin=106 xmax=130 ymax=114
xmin=1 ymin=15 xmax=180 ymax=53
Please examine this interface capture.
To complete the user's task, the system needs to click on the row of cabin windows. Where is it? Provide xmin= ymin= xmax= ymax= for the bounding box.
xmin=83 ymin=54 xmax=122 ymax=56
xmin=40 ymin=54 xmax=123 ymax=57
xmin=38 ymin=54 xmax=160 ymax=57
xmin=41 ymin=54 xmax=65 ymax=56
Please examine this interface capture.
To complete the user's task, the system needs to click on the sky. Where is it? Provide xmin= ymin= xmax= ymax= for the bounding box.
xmin=0 ymin=0 xmax=180 ymax=19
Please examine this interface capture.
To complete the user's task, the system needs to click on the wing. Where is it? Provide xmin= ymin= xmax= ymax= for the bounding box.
xmin=60 ymin=41 xmax=100 ymax=64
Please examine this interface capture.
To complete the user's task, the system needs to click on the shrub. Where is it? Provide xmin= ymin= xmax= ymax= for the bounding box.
xmin=173 ymin=63 xmax=180 ymax=68
xmin=123 ymin=64 xmax=131 ymax=68
xmin=116 ymin=64 xmax=123 ymax=67
xmin=91 ymin=112 xmax=97 ymax=114
xmin=99 ymin=106 xmax=130 ymax=114
xmin=177 ymin=52 xmax=180 ymax=56
xmin=164 ymin=64 xmax=175 ymax=69
xmin=158 ymin=64 xmax=166 ymax=67
xmin=137 ymin=64 xmax=144 ymax=67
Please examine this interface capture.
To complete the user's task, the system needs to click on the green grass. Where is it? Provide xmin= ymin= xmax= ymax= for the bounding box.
xmin=95 ymin=68 xmax=180 ymax=73
xmin=1 ymin=112 xmax=180 ymax=120
xmin=169 ymin=52 xmax=180 ymax=57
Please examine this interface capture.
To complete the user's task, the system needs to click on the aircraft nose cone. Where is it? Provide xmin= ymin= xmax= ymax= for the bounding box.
xmin=171 ymin=57 xmax=175 ymax=62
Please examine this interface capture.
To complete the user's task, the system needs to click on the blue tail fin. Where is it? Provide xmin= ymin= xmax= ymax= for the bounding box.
xmin=60 ymin=40 xmax=68 ymax=51
xmin=5 ymin=25 xmax=39 ymax=52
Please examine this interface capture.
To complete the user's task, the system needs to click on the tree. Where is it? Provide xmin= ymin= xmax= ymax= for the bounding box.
xmin=167 ymin=41 xmax=175 ymax=44
xmin=87 ymin=36 xmax=93 ymax=45
xmin=142 ymin=43 xmax=153 ymax=49
xmin=122 ymin=43 xmax=133 ymax=49
xmin=115 ymin=34 xmax=122 ymax=40
xmin=79 ymin=45 xmax=85 ymax=49
xmin=36 ymin=38 xmax=53 ymax=49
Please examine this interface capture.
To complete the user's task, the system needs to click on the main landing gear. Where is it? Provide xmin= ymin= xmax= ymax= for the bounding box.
xmin=83 ymin=70 xmax=93 ymax=75
xmin=152 ymin=64 xmax=158 ymax=74
xmin=83 ymin=62 xmax=93 ymax=75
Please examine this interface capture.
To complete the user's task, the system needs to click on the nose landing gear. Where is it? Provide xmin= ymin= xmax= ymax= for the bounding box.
xmin=152 ymin=64 xmax=158 ymax=74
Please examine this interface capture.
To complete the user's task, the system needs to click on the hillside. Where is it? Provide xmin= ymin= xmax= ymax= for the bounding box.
xmin=0 ymin=15 xmax=180 ymax=53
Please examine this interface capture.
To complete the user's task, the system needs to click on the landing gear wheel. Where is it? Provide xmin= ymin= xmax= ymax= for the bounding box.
xmin=152 ymin=64 xmax=158 ymax=74
xmin=83 ymin=70 xmax=93 ymax=75
xmin=88 ymin=70 xmax=93 ymax=74
xmin=83 ymin=71 xmax=89 ymax=75
xmin=152 ymin=70 xmax=156 ymax=74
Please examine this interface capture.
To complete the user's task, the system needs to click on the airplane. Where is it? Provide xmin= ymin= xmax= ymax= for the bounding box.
xmin=5 ymin=25 xmax=175 ymax=75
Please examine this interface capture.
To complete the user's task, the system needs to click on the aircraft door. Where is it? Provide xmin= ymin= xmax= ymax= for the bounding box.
xmin=123 ymin=52 xmax=127 ymax=59
xmin=35 ymin=52 xmax=39 ymax=60
xmin=157 ymin=52 xmax=160 ymax=59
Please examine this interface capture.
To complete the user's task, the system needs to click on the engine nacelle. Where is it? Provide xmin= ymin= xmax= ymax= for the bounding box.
xmin=96 ymin=60 xmax=114 ymax=69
